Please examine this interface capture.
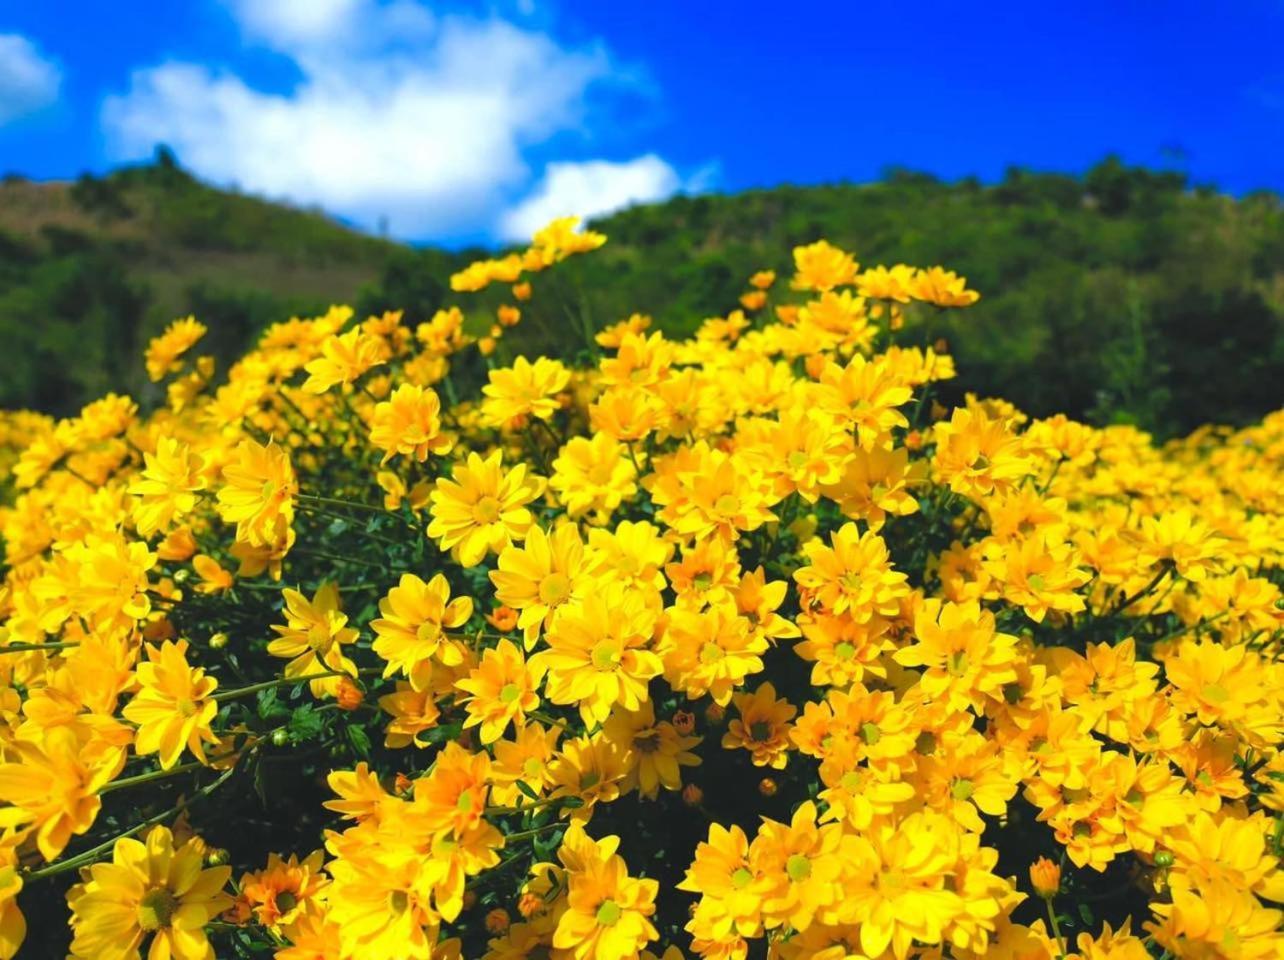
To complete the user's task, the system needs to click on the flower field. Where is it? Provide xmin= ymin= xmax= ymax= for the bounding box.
xmin=1 ymin=219 xmax=1282 ymax=960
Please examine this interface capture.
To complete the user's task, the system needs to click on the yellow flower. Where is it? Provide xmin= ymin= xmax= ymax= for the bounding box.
xmin=0 ymin=726 xmax=124 ymax=862
xmin=816 ymin=354 xmax=914 ymax=449
xmin=910 ymin=266 xmax=981 ymax=307
xmin=191 ymin=554 xmax=234 ymax=594
xmin=428 ymin=450 xmax=545 ymax=567
xmin=369 ymin=383 xmax=454 ymax=464
xmin=552 ymin=823 xmax=660 ymax=960
xmin=531 ymin=585 xmax=662 ymax=725
xmin=932 ymin=406 xmax=1033 ymax=500
xmin=548 ymin=734 xmax=629 ymax=819
xmin=550 ymin=433 xmax=638 ymax=521
xmin=481 ymin=356 xmax=571 ymax=427
xmin=216 ymin=438 xmax=297 ymax=547
xmin=145 ymin=316 xmax=207 ymax=381
xmin=67 ymin=825 xmax=232 ymax=960
xmin=601 ymin=701 xmax=702 ymax=799
xmin=237 ymin=850 xmax=328 ymax=934
xmin=678 ymin=822 xmax=768 ymax=942
xmin=659 ymin=604 xmax=768 ymax=706
xmin=325 ymin=842 xmax=441 ymax=960
xmin=490 ymin=524 xmax=588 ymax=647
xmin=0 ymin=853 xmax=23 ymax=960
xmin=894 ymin=599 xmax=1021 ymax=713
xmin=268 ymin=582 xmax=359 ymax=698
xmin=1128 ymin=509 xmax=1224 ymax=582
xmin=791 ymin=240 xmax=858 ymax=292
xmin=751 ymin=800 xmax=846 ymax=932
xmin=722 ymin=682 xmax=797 ymax=769
xmin=301 ymin=327 xmax=386 ymax=394
xmin=456 ymin=639 xmax=541 ymax=744
xmin=128 ymin=437 xmax=208 ymax=537
xmin=371 ymin=573 xmax=473 ymax=686
xmin=122 ymin=638 xmax=220 ymax=769
xmin=793 ymin=522 xmax=909 ymax=621
xmin=839 ymin=811 xmax=964 ymax=958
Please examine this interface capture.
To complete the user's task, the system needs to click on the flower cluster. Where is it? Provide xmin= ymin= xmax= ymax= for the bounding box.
xmin=0 ymin=217 xmax=1282 ymax=960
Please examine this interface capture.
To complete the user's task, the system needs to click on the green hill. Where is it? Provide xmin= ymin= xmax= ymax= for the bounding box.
xmin=3 ymin=153 xmax=1282 ymax=435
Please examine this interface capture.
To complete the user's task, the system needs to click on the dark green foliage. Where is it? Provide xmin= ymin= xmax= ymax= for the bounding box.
xmin=2 ymin=154 xmax=1282 ymax=436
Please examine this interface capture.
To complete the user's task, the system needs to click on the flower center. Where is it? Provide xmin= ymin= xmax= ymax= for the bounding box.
xmin=952 ymin=778 xmax=975 ymax=801
xmin=714 ymin=494 xmax=739 ymax=516
xmin=176 ymin=698 xmax=198 ymax=718
xmin=523 ymin=757 xmax=545 ymax=779
xmin=596 ymin=899 xmax=622 ymax=926
xmin=274 ymin=891 xmax=298 ymax=915
xmin=591 ymin=642 xmax=621 ymax=671
xmin=749 ymin=720 xmax=772 ymax=742
xmin=500 ymin=682 xmax=522 ymax=704
xmin=699 ymin=642 xmax=724 ymax=664
xmin=786 ymin=854 xmax=812 ymax=882
xmin=539 ymin=572 xmax=572 ymax=606
xmin=388 ymin=890 xmax=410 ymax=914
xmin=731 ymin=867 xmax=754 ymax=889
xmin=1201 ymin=683 xmax=1229 ymax=704
xmin=633 ymin=730 xmax=662 ymax=754
xmin=473 ymin=495 xmax=502 ymax=524
xmin=834 ymin=641 xmax=856 ymax=661
xmin=416 ymin=620 xmax=442 ymax=645
xmin=137 ymin=888 xmax=179 ymax=932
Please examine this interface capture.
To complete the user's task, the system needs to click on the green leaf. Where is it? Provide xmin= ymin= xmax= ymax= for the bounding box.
xmin=347 ymin=723 xmax=372 ymax=758
xmin=516 ymin=780 xmax=540 ymax=800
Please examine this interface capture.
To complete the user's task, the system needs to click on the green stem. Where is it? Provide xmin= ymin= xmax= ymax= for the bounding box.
xmin=1044 ymin=897 xmax=1066 ymax=959
xmin=101 ymin=760 xmax=206 ymax=794
xmin=0 ymin=641 xmax=80 ymax=655
xmin=1105 ymin=564 xmax=1171 ymax=618
xmin=24 ymin=757 xmax=246 ymax=882
xmin=213 ymin=671 xmax=345 ymax=702
xmin=297 ymin=493 xmax=385 ymax=514
xmin=504 ymin=821 xmax=563 ymax=844
xmin=486 ymin=794 xmax=562 ymax=815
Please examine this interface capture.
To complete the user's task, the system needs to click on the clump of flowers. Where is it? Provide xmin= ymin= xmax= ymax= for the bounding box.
xmin=0 ymin=217 xmax=1281 ymax=960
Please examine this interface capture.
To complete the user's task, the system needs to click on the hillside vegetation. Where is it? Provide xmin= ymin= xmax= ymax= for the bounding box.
xmin=3 ymin=153 xmax=1283 ymax=434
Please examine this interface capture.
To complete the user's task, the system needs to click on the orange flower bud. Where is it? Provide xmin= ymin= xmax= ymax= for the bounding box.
xmin=682 ymin=783 xmax=703 ymax=806
xmin=1029 ymin=857 xmax=1061 ymax=898
xmin=739 ymin=290 xmax=767 ymax=311
xmin=803 ymin=353 xmax=827 ymax=379
xmin=705 ymin=703 xmax=725 ymax=725
xmin=512 ymin=282 xmax=532 ymax=301
xmin=485 ymin=908 xmax=511 ymax=934
xmin=672 ymin=710 xmax=696 ymax=736
xmin=394 ymin=772 xmax=414 ymax=796
xmin=750 ymin=270 xmax=776 ymax=290
xmin=775 ymin=304 xmax=799 ymax=326
xmin=934 ymin=337 xmax=950 ymax=353
xmin=905 ymin=430 xmax=924 ymax=451
xmin=479 ymin=336 xmax=497 ymax=356
xmin=335 ymin=677 xmax=364 ymax=711
xmin=487 ymin=605 xmax=520 ymax=632
xmin=462 ymin=890 xmax=478 ymax=911
xmin=497 ymin=304 xmax=521 ymax=327
xmin=758 ymin=777 xmax=778 ymax=797
xmin=517 ymin=891 xmax=543 ymax=918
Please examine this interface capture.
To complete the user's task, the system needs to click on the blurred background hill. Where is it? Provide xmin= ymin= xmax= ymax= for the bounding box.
xmin=3 ymin=152 xmax=1282 ymax=437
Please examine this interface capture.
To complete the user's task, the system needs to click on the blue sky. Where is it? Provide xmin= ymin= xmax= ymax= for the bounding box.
xmin=2 ymin=1 xmax=1282 ymax=245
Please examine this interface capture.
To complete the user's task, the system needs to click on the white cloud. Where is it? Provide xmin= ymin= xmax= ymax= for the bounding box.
xmin=101 ymin=3 xmax=628 ymax=239
xmin=0 ymin=34 xmax=61 ymax=125
xmin=500 ymin=154 xmax=684 ymax=241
